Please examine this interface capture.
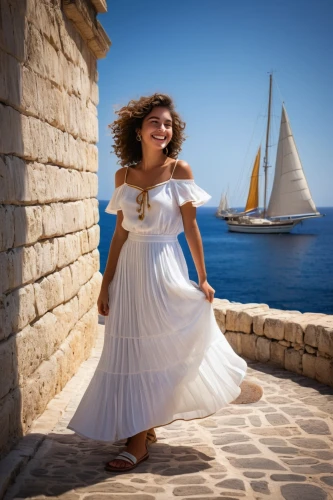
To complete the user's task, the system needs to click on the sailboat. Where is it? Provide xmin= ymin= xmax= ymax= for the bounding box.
xmin=215 ymin=189 xmax=238 ymax=219
xmin=226 ymin=74 xmax=323 ymax=234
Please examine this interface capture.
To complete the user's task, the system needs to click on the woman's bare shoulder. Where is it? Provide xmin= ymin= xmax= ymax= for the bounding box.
xmin=173 ymin=160 xmax=194 ymax=180
xmin=115 ymin=166 xmax=127 ymax=188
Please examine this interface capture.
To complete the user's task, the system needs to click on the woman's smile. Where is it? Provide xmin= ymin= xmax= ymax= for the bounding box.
xmin=151 ymin=134 xmax=167 ymax=142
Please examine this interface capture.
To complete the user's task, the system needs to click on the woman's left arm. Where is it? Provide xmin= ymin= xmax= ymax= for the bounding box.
xmin=181 ymin=203 xmax=215 ymax=303
xmin=175 ymin=161 xmax=215 ymax=303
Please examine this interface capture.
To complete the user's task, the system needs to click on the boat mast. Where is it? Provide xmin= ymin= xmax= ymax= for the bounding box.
xmin=263 ymin=73 xmax=272 ymax=217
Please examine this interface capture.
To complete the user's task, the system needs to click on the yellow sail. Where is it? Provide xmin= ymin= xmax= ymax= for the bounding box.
xmin=245 ymin=146 xmax=261 ymax=213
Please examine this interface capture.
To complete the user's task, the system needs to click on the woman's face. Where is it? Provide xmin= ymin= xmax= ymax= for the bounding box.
xmin=139 ymin=106 xmax=173 ymax=152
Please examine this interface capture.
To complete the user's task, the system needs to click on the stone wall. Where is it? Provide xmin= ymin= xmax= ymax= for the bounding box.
xmin=0 ymin=0 xmax=110 ymax=458
xmin=213 ymin=299 xmax=333 ymax=387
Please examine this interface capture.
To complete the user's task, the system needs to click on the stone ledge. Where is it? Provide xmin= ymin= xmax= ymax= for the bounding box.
xmin=91 ymin=0 xmax=107 ymax=13
xmin=213 ymin=298 xmax=333 ymax=387
xmin=63 ymin=0 xmax=111 ymax=59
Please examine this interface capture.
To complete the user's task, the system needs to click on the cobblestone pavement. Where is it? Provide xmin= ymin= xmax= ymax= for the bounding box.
xmin=3 ymin=325 xmax=333 ymax=500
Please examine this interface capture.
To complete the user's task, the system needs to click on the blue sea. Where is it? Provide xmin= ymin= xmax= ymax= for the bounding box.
xmin=98 ymin=202 xmax=333 ymax=315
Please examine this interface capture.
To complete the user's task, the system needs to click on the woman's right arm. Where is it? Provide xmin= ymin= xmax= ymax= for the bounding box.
xmin=98 ymin=168 xmax=129 ymax=316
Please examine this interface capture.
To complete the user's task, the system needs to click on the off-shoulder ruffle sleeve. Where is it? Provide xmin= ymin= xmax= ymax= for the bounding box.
xmin=105 ymin=184 xmax=124 ymax=214
xmin=171 ymin=179 xmax=211 ymax=207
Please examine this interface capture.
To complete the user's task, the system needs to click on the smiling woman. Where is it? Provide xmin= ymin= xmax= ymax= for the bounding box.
xmin=67 ymin=92 xmax=247 ymax=474
xmin=109 ymin=93 xmax=186 ymax=166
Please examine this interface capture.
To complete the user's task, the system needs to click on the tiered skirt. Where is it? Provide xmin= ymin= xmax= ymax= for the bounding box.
xmin=67 ymin=232 xmax=247 ymax=442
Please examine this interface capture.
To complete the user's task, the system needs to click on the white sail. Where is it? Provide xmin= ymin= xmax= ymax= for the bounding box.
xmin=218 ymin=192 xmax=229 ymax=212
xmin=267 ymin=105 xmax=318 ymax=218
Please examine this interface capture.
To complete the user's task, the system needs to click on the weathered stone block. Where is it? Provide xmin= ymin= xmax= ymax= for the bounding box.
xmin=15 ymin=313 xmax=58 ymax=383
xmin=75 ymin=250 xmax=100 ymax=286
xmin=0 ymin=297 xmax=6 ymax=341
xmin=1 ymin=246 xmax=37 ymax=293
xmin=0 ymin=393 xmax=12 ymax=455
xmin=52 ymin=297 xmax=79 ymax=340
xmin=302 ymin=353 xmax=316 ymax=379
xmin=34 ymin=272 xmax=65 ymax=317
xmin=58 ymin=266 xmax=74 ymax=302
xmin=279 ymin=340 xmax=291 ymax=347
xmin=0 ymin=389 xmax=22 ymax=457
xmin=87 ymin=224 xmax=100 ymax=251
xmin=78 ymin=278 xmax=92 ymax=319
xmin=40 ymin=204 xmax=63 ymax=238
xmin=17 ymin=113 xmax=97 ymax=170
xmin=263 ymin=313 xmax=302 ymax=341
xmin=317 ymin=327 xmax=333 ymax=357
xmin=291 ymin=342 xmax=303 ymax=351
xmin=3 ymin=284 xmax=35 ymax=337
xmin=0 ymin=0 xmax=26 ymax=61
xmin=239 ymin=333 xmax=257 ymax=360
xmin=14 ymin=205 xmax=43 ymax=247
xmin=315 ymin=356 xmax=333 ymax=387
xmin=225 ymin=303 xmax=261 ymax=332
xmin=256 ymin=336 xmax=271 ymax=362
xmin=57 ymin=233 xmax=81 ymax=269
xmin=253 ymin=309 xmax=281 ymax=336
xmin=238 ymin=306 xmax=270 ymax=334
xmin=0 ymin=105 xmax=24 ymax=156
xmin=0 ymin=335 xmax=16 ymax=399
xmin=55 ymin=7 xmax=82 ymax=65
xmin=0 ymin=157 xmax=45 ymax=205
xmin=26 ymin=0 xmax=62 ymax=52
xmin=79 ymin=230 xmax=90 ymax=255
xmin=271 ymin=341 xmax=287 ymax=367
xmin=304 ymin=317 xmax=333 ymax=347
xmin=62 ymin=201 xmax=87 ymax=233
xmin=83 ymin=198 xmax=96 ymax=228
xmin=285 ymin=313 xmax=327 ymax=344
xmin=35 ymin=239 xmax=58 ymax=278
xmin=305 ymin=345 xmax=316 ymax=354
xmin=224 ymin=331 xmax=242 ymax=354
xmin=26 ymin=22 xmax=59 ymax=87
xmin=0 ymin=206 xmax=15 ymax=251
xmin=21 ymin=358 xmax=58 ymax=431
xmin=0 ymin=49 xmax=21 ymax=108
xmin=284 ymin=348 xmax=302 ymax=375
xmin=285 ymin=320 xmax=305 ymax=344
xmin=0 ymin=252 xmax=10 ymax=295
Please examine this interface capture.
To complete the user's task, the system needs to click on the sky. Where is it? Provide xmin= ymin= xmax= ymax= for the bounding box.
xmin=96 ymin=0 xmax=333 ymax=208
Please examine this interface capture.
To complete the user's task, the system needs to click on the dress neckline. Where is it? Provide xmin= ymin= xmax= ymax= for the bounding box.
xmin=124 ymin=158 xmax=184 ymax=192
xmin=124 ymin=178 xmax=194 ymax=192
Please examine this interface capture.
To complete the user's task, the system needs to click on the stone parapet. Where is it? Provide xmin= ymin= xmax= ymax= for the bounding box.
xmin=213 ymin=298 xmax=333 ymax=387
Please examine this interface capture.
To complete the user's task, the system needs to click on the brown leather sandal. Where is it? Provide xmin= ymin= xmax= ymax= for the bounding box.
xmin=104 ymin=446 xmax=149 ymax=473
xmin=125 ymin=429 xmax=157 ymax=447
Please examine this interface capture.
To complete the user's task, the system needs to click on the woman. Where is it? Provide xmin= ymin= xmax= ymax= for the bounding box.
xmin=67 ymin=93 xmax=247 ymax=473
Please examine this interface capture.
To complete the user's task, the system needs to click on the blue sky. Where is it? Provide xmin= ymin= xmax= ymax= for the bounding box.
xmin=97 ymin=0 xmax=333 ymax=207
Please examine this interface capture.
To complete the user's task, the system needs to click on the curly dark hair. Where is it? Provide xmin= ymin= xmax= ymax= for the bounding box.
xmin=109 ymin=93 xmax=186 ymax=166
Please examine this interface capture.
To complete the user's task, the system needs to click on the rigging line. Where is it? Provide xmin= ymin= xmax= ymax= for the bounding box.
xmin=231 ymin=111 xmax=265 ymax=207
xmin=273 ymin=74 xmax=285 ymax=106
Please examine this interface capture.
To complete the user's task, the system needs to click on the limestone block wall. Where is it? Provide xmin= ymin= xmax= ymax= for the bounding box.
xmin=0 ymin=0 xmax=110 ymax=458
xmin=213 ymin=299 xmax=333 ymax=388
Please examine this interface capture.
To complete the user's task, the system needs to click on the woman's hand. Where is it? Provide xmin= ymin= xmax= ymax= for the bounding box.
xmin=97 ymin=285 xmax=110 ymax=316
xmin=199 ymin=280 xmax=215 ymax=303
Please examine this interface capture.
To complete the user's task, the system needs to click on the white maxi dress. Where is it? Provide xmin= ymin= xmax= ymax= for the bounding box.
xmin=68 ymin=162 xmax=247 ymax=442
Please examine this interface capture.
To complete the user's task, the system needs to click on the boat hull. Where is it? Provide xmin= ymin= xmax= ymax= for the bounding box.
xmin=227 ymin=220 xmax=299 ymax=234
